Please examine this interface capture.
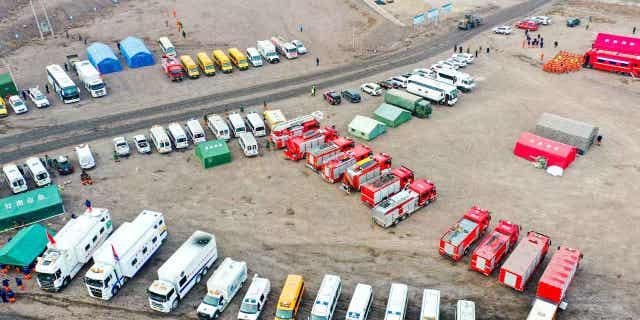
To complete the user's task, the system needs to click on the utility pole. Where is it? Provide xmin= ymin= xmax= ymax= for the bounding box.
xmin=41 ymin=0 xmax=54 ymax=36
xmin=30 ymin=0 xmax=44 ymax=40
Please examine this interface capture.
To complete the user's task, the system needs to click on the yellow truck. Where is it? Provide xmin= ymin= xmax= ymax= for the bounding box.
xmin=179 ymin=55 xmax=200 ymax=79
xmin=274 ymin=275 xmax=304 ymax=320
xmin=196 ymin=52 xmax=216 ymax=76
xmin=212 ymin=50 xmax=233 ymax=74
xmin=228 ymin=48 xmax=249 ymax=71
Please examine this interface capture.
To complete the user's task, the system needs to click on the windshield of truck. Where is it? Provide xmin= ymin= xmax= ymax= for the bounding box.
xmin=205 ymin=65 xmax=215 ymax=71
xmin=37 ymin=272 xmax=57 ymax=282
xmin=171 ymin=70 xmax=182 ymax=75
xmin=203 ymin=295 xmax=221 ymax=306
xmin=275 ymin=309 xmax=294 ymax=319
xmin=189 ymin=67 xmax=198 ymax=74
xmin=62 ymin=86 xmax=79 ymax=97
xmin=117 ymin=142 xmax=127 ymax=148
xmin=85 ymin=277 xmax=105 ymax=288
xmin=194 ymin=132 xmax=204 ymax=139
xmin=268 ymin=52 xmax=277 ymax=57
xmin=14 ymin=101 xmax=25 ymax=108
xmin=238 ymin=59 xmax=247 ymax=65
xmin=148 ymin=289 xmax=169 ymax=302
xmin=223 ymin=62 xmax=232 ymax=68
xmin=33 ymin=93 xmax=45 ymax=100
xmin=90 ymin=83 xmax=105 ymax=91
xmin=347 ymin=312 xmax=361 ymax=319
xmin=177 ymin=137 xmax=187 ymax=143
xmin=286 ymin=47 xmax=296 ymax=54
xmin=138 ymin=140 xmax=148 ymax=147
xmin=36 ymin=172 xmax=48 ymax=180
xmin=240 ymin=301 xmax=259 ymax=314
xmin=17 ymin=179 xmax=25 ymax=186
xmin=449 ymin=89 xmax=459 ymax=99
xmin=311 ymin=315 xmax=328 ymax=320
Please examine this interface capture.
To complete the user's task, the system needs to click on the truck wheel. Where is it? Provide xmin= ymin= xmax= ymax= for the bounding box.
xmin=464 ymin=247 xmax=470 ymax=256
xmin=62 ymin=276 xmax=71 ymax=289
xmin=171 ymin=299 xmax=178 ymax=311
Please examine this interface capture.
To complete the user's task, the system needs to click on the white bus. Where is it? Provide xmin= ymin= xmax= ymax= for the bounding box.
xmin=46 ymin=64 xmax=80 ymax=104
xmin=346 ymin=283 xmax=374 ymax=320
xmin=384 ymin=283 xmax=408 ymax=320
xmin=419 ymin=289 xmax=441 ymax=320
xmin=407 ymin=75 xmax=458 ymax=106
xmin=433 ymin=68 xmax=475 ymax=92
xmin=309 ymin=274 xmax=341 ymax=320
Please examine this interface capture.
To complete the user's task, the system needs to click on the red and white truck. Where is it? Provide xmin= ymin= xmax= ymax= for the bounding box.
xmin=371 ymin=179 xmax=437 ymax=228
xmin=342 ymin=153 xmax=392 ymax=194
xmin=270 ymin=36 xmax=298 ymax=60
xmin=283 ymin=127 xmax=337 ymax=161
xmin=439 ymin=206 xmax=492 ymax=261
xmin=499 ymin=231 xmax=551 ymax=292
xmin=322 ymin=145 xmax=372 ymax=183
xmin=527 ymin=246 xmax=583 ymax=320
xmin=360 ymin=166 xmax=414 ymax=207
xmin=470 ymin=220 xmax=521 ymax=276
xmin=306 ymin=136 xmax=354 ymax=171
xmin=270 ymin=111 xmax=322 ymax=149
xmin=161 ymin=55 xmax=185 ymax=81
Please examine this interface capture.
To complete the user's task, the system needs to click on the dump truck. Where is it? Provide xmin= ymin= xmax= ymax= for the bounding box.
xmin=284 ymin=127 xmax=337 ymax=161
xmin=458 ymin=14 xmax=483 ymax=30
xmin=322 ymin=145 xmax=372 ymax=183
xmin=371 ymin=179 xmax=438 ymax=228
xmin=161 ymin=55 xmax=185 ymax=81
xmin=470 ymin=220 xmax=521 ymax=276
xmin=527 ymin=246 xmax=583 ymax=320
xmin=270 ymin=111 xmax=323 ymax=149
xmin=36 ymin=207 xmax=113 ymax=292
xmin=197 ymin=257 xmax=248 ymax=319
xmin=306 ymin=136 xmax=355 ymax=171
xmin=499 ymin=231 xmax=551 ymax=292
xmin=384 ymin=89 xmax=432 ymax=118
xmin=342 ymin=153 xmax=393 ymax=193
xmin=361 ymin=166 xmax=414 ymax=207
xmin=439 ymin=206 xmax=492 ymax=261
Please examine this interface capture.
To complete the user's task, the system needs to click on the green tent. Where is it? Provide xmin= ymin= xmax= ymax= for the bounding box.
xmin=0 ymin=71 xmax=18 ymax=97
xmin=195 ymin=139 xmax=232 ymax=169
xmin=0 ymin=185 xmax=64 ymax=233
xmin=0 ymin=224 xmax=54 ymax=266
xmin=348 ymin=115 xmax=387 ymax=141
xmin=373 ymin=103 xmax=412 ymax=128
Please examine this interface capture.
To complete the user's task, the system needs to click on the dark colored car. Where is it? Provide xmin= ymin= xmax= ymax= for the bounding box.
xmin=566 ymin=17 xmax=580 ymax=27
xmin=378 ymin=80 xmax=398 ymax=89
xmin=323 ymin=91 xmax=341 ymax=105
xmin=375 ymin=0 xmax=386 ymax=4
xmin=340 ymin=89 xmax=361 ymax=103
xmin=52 ymin=155 xmax=74 ymax=175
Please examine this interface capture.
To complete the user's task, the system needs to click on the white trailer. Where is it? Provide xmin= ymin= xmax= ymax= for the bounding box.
xmin=35 ymin=207 xmax=113 ymax=292
xmin=309 ymin=274 xmax=342 ymax=320
xmin=384 ymin=283 xmax=408 ymax=320
xmin=433 ymin=68 xmax=475 ymax=92
xmin=74 ymin=60 xmax=107 ymax=97
xmin=419 ymin=289 xmax=441 ymax=320
xmin=257 ymin=40 xmax=280 ymax=63
xmin=84 ymin=210 xmax=167 ymax=300
xmin=238 ymin=274 xmax=271 ymax=320
xmin=271 ymin=36 xmax=298 ymax=59
xmin=346 ymin=283 xmax=374 ymax=320
xmin=148 ymin=230 xmax=218 ymax=312
xmin=407 ymin=75 xmax=459 ymax=106
xmin=197 ymin=257 xmax=248 ymax=319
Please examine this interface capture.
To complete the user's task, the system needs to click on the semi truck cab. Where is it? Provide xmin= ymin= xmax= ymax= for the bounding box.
xmin=85 ymin=264 xmax=120 ymax=300
xmin=148 ymin=280 xmax=178 ymax=312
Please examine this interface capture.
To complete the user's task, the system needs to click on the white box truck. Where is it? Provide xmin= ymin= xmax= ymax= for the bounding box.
xmin=407 ymin=75 xmax=459 ymax=106
xmin=197 ymin=257 xmax=248 ymax=319
xmin=148 ymin=230 xmax=218 ymax=313
xmin=238 ymin=274 xmax=271 ymax=320
xmin=35 ymin=207 xmax=113 ymax=292
xmin=84 ymin=210 xmax=168 ymax=300
xmin=74 ymin=60 xmax=107 ymax=97
xmin=433 ymin=68 xmax=475 ymax=92
xmin=257 ymin=40 xmax=280 ymax=64
xmin=419 ymin=289 xmax=441 ymax=320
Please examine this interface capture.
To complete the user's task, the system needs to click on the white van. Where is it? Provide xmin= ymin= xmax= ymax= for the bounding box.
xmin=167 ymin=122 xmax=189 ymax=150
xmin=238 ymin=274 xmax=271 ymax=320
xmin=419 ymin=289 xmax=440 ymax=320
xmin=309 ymin=274 xmax=341 ymax=320
xmin=246 ymin=47 xmax=263 ymax=67
xmin=346 ymin=283 xmax=374 ymax=320
xmin=185 ymin=119 xmax=207 ymax=144
xmin=24 ymin=157 xmax=51 ymax=187
xmin=206 ymin=114 xmax=231 ymax=141
xmin=245 ymin=112 xmax=266 ymax=137
xmin=237 ymin=132 xmax=259 ymax=157
xmin=75 ymin=144 xmax=96 ymax=169
xmin=227 ymin=112 xmax=246 ymax=137
xmin=157 ymin=37 xmax=176 ymax=57
xmin=456 ymin=300 xmax=475 ymax=320
xmin=2 ymin=163 xmax=28 ymax=194
xmin=384 ymin=283 xmax=408 ymax=320
xmin=150 ymin=125 xmax=173 ymax=154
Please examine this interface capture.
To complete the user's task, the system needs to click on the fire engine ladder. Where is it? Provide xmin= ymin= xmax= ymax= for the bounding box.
xmin=271 ymin=111 xmax=324 ymax=133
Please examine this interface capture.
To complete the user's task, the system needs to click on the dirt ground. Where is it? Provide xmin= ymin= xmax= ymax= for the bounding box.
xmin=2 ymin=0 xmax=640 ymax=319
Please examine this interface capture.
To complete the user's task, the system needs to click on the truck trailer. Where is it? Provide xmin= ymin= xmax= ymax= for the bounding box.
xmin=439 ymin=207 xmax=492 ymax=261
xmin=499 ymin=231 xmax=551 ymax=292
xmin=36 ymin=207 xmax=113 ymax=292
xmin=270 ymin=111 xmax=323 ymax=149
xmin=197 ymin=257 xmax=248 ymax=319
xmin=283 ymin=127 xmax=337 ymax=161
xmin=85 ymin=210 xmax=168 ymax=300
xmin=371 ymin=179 xmax=437 ymax=228
xmin=470 ymin=220 xmax=521 ymax=276
xmin=322 ymin=144 xmax=372 ymax=183
xmin=306 ymin=136 xmax=355 ymax=171
xmin=360 ymin=166 xmax=414 ymax=207
xmin=383 ymin=88 xmax=432 ymax=118
xmin=342 ymin=153 xmax=392 ymax=193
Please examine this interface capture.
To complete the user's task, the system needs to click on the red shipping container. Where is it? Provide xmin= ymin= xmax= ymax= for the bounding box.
xmin=536 ymin=246 xmax=583 ymax=305
xmin=513 ymin=132 xmax=577 ymax=169
xmin=499 ymin=231 xmax=551 ymax=291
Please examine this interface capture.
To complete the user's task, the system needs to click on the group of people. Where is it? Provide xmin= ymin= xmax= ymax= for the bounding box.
xmin=524 ymin=30 xmax=544 ymax=48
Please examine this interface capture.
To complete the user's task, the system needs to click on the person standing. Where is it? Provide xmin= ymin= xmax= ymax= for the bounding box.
xmin=554 ymin=40 xmax=558 ymax=48
xmin=596 ymin=135 xmax=603 ymax=146
xmin=45 ymin=84 xmax=49 ymax=94
xmin=486 ymin=47 xmax=490 ymax=54
xmin=458 ymin=46 xmax=463 ymax=53
xmin=316 ymin=57 xmax=320 ymax=67
xmin=540 ymin=39 xmax=544 ymax=48
xmin=633 ymin=26 xmax=636 ymax=34
xmin=64 ymin=62 xmax=68 ymax=71
xmin=475 ymin=49 xmax=478 ymax=58
xmin=182 ymin=30 xmax=186 ymax=38
xmin=454 ymin=44 xmax=457 ymax=53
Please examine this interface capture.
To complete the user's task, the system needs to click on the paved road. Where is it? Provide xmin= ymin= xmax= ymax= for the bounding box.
xmin=0 ymin=0 xmax=553 ymax=163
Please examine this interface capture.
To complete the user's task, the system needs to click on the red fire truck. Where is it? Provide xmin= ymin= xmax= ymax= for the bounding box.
xmin=322 ymin=145 xmax=372 ymax=183
xmin=470 ymin=220 xmax=521 ymax=276
xmin=161 ymin=55 xmax=185 ymax=81
xmin=270 ymin=111 xmax=322 ymax=149
xmin=283 ymin=127 xmax=337 ymax=161
xmin=371 ymin=179 xmax=437 ymax=228
xmin=439 ymin=206 xmax=492 ymax=261
xmin=342 ymin=153 xmax=392 ymax=194
xmin=584 ymin=33 xmax=640 ymax=77
xmin=526 ymin=246 xmax=583 ymax=320
xmin=306 ymin=136 xmax=354 ymax=171
xmin=499 ymin=231 xmax=551 ymax=292
xmin=360 ymin=166 xmax=414 ymax=207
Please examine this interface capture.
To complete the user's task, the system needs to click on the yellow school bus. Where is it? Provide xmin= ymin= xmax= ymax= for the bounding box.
xmin=179 ymin=55 xmax=200 ymax=79
xmin=196 ymin=52 xmax=216 ymax=76
xmin=274 ymin=275 xmax=304 ymax=320
xmin=228 ymin=47 xmax=249 ymax=71
xmin=212 ymin=49 xmax=233 ymax=73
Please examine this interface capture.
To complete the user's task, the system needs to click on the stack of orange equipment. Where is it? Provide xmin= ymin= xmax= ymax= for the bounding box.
xmin=543 ymin=51 xmax=585 ymax=73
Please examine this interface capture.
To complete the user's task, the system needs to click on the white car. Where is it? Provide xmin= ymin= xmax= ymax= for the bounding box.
xmin=28 ymin=87 xmax=50 ymax=108
xmin=360 ymin=82 xmax=382 ymax=96
xmin=413 ymin=68 xmax=435 ymax=78
xmin=291 ymin=40 xmax=307 ymax=55
xmin=437 ymin=60 xmax=459 ymax=70
xmin=442 ymin=59 xmax=463 ymax=69
xmin=452 ymin=53 xmax=474 ymax=64
xmin=431 ymin=63 xmax=452 ymax=71
xmin=113 ymin=136 xmax=131 ymax=157
xmin=449 ymin=56 xmax=468 ymax=67
xmin=493 ymin=25 xmax=513 ymax=34
xmin=7 ymin=95 xmax=28 ymax=114
xmin=133 ymin=134 xmax=151 ymax=154
xmin=530 ymin=16 xmax=552 ymax=25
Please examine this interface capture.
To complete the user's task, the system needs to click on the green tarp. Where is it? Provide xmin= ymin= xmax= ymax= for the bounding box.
xmin=0 ymin=185 xmax=64 ymax=233
xmin=195 ymin=139 xmax=232 ymax=169
xmin=348 ymin=115 xmax=386 ymax=141
xmin=0 ymin=224 xmax=54 ymax=266
xmin=373 ymin=103 xmax=412 ymax=128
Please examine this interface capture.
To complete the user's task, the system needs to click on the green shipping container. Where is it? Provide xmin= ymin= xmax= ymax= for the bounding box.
xmin=0 ymin=71 xmax=18 ymax=97
xmin=195 ymin=139 xmax=232 ymax=169
xmin=0 ymin=185 xmax=64 ymax=233
xmin=373 ymin=103 xmax=412 ymax=128
xmin=0 ymin=224 xmax=55 ymax=266
xmin=384 ymin=89 xmax=432 ymax=118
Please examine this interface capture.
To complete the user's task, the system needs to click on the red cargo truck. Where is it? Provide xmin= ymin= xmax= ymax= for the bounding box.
xmin=161 ymin=55 xmax=185 ymax=81
xmin=322 ymin=145 xmax=372 ymax=183
xmin=439 ymin=206 xmax=492 ymax=261
xmin=499 ymin=231 xmax=551 ymax=292
xmin=306 ymin=136 xmax=354 ymax=171
xmin=360 ymin=166 xmax=414 ymax=207
xmin=342 ymin=153 xmax=392 ymax=194
xmin=283 ymin=127 xmax=337 ymax=161
xmin=270 ymin=112 xmax=322 ymax=149
xmin=584 ymin=33 xmax=640 ymax=77
xmin=470 ymin=220 xmax=521 ymax=276
xmin=371 ymin=179 xmax=437 ymax=228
